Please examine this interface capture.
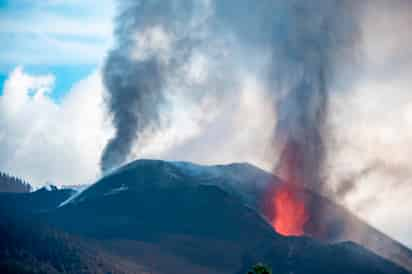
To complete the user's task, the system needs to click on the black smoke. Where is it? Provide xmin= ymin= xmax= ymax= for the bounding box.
xmin=100 ymin=1 xmax=205 ymax=172
xmin=101 ymin=54 xmax=164 ymax=172
xmin=271 ymin=0 xmax=361 ymax=193
xmin=100 ymin=0 xmax=362 ymax=184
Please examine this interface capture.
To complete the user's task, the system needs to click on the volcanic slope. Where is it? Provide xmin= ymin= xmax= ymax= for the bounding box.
xmin=0 ymin=188 xmax=150 ymax=274
xmin=40 ymin=159 xmax=409 ymax=274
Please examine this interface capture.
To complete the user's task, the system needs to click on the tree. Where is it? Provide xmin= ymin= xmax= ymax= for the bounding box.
xmin=248 ymin=263 xmax=272 ymax=274
xmin=0 ymin=171 xmax=31 ymax=193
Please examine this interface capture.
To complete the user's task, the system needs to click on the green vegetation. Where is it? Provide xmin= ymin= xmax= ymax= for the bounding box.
xmin=248 ymin=263 xmax=272 ymax=274
xmin=0 ymin=171 xmax=31 ymax=193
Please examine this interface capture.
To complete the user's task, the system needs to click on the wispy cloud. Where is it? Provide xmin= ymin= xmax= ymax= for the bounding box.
xmin=0 ymin=0 xmax=114 ymax=70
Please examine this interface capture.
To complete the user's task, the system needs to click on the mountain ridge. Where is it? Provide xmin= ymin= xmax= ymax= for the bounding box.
xmin=1 ymin=159 xmax=409 ymax=273
xmin=44 ymin=159 xmax=410 ymax=273
xmin=79 ymin=159 xmax=412 ymax=272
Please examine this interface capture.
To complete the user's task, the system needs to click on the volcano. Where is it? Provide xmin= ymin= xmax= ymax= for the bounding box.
xmin=0 ymin=159 xmax=410 ymax=274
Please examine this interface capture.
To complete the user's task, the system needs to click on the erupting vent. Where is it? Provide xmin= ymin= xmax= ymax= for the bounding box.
xmin=271 ymin=183 xmax=308 ymax=236
xmin=265 ymin=142 xmax=310 ymax=237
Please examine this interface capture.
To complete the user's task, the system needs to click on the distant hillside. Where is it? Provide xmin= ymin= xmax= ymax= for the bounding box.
xmin=0 ymin=187 xmax=75 ymax=215
xmin=0 ymin=172 xmax=31 ymax=193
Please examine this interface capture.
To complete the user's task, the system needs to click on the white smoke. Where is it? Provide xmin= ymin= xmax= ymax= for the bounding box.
xmin=325 ymin=0 xmax=412 ymax=247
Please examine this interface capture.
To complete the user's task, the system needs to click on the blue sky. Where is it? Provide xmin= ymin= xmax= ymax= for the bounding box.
xmin=0 ymin=0 xmax=114 ymax=100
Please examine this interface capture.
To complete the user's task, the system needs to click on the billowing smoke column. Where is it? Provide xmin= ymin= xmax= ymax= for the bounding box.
xmin=100 ymin=0 xmax=266 ymax=173
xmin=272 ymin=0 xmax=359 ymax=190
xmin=100 ymin=1 xmax=167 ymax=172
xmin=266 ymin=1 xmax=361 ymax=236
xmin=100 ymin=1 xmax=212 ymax=172
xmin=101 ymin=55 xmax=164 ymax=172
xmin=101 ymin=1 xmax=361 ymax=238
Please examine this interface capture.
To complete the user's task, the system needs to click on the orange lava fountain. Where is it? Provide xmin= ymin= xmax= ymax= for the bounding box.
xmin=272 ymin=183 xmax=308 ymax=236
xmin=268 ymin=142 xmax=309 ymax=236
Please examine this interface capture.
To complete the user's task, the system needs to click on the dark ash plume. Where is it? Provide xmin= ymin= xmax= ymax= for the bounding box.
xmin=100 ymin=1 xmax=202 ymax=172
xmin=101 ymin=55 xmax=164 ymax=172
xmin=100 ymin=0 xmax=252 ymax=173
xmin=335 ymin=164 xmax=379 ymax=199
xmin=271 ymin=0 xmax=361 ymax=193
xmin=100 ymin=0 xmax=362 ymax=181
xmin=100 ymin=1 xmax=169 ymax=172
xmin=267 ymin=0 xmax=363 ymax=237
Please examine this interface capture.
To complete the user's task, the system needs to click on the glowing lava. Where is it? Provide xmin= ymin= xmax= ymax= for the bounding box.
xmin=272 ymin=183 xmax=308 ymax=236
xmin=267 ymin=141 xmax=309 ymax=236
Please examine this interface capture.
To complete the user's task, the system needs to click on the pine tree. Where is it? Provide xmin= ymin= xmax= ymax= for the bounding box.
xmin=0 ymin=171 xmax=32 ymax=193
xmin=248 ymin=263 xmax=272 ymax=274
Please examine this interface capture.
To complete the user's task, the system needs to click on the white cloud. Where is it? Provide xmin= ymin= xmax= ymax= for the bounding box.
xmin=0 ymin=67 xmax=112 ymax=186
xmin=324 ymin=2 xmax=412 ymax=247
xmin=361 ymin=0 xmax=412 ymax=70
xmin=328 ymin=72 xmax=412 ymax=247
xmin=0 ymin=66 xmax=274 ymax=188
xmin=135 ymin=74 xmax=276 ymax=171
xmin=0 ymin=13 xmax=112 ymax=39
xmin=0 ymin=32 xmax=110 ymax=67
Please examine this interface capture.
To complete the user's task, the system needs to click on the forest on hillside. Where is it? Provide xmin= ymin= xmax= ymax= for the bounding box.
xmin=0 ymin=172 xmax=31 ymax=193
